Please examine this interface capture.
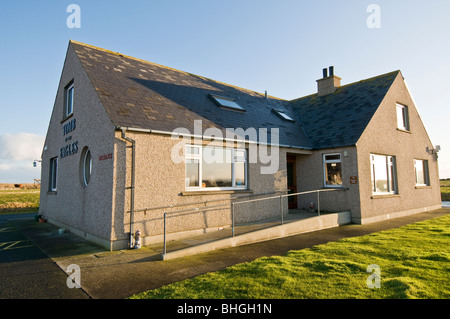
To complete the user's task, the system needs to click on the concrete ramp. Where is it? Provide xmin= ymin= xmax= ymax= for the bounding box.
xmin=161 ymin=211 xmax=351 ymax=260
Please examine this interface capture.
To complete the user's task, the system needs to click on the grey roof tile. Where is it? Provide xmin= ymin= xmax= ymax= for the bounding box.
xmin=70 ymin=41 xmax=398 ymax=151
xmin=289 ymin=71 xmax=400 ymax=149
xmin=71 ymin=41 xmax=311 ymax=148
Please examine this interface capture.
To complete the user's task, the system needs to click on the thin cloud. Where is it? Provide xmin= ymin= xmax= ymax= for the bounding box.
xmin=0 ymin=133 xmax=45 ymax=161
xmin=0 ymin=133 xmax=44 ymax=183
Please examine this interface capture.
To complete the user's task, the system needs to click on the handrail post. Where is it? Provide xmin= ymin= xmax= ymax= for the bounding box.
xmin=317 ymin=190 xmax=320 ymax=216
xmin=280 ymin=195 xmax=284 ymax=225
xmin=231 ymin=202 xmax=235 ymax=237
xmin=163 ymin=212 xmax=167 ymax=256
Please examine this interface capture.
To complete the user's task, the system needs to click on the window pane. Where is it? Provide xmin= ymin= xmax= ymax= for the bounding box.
xmin=396 ymin=104 xmax=408 ymax=130
xmin=276 ymin=111 xmax=295 ymax=121
xmin=325 ymin=154 xmax=340 ymax=161
xmin=235 ymin=162 xmax=246 ymax=186
xmin=389 ymin=164 xmax=395 ymax=192
xmin=235 ymin=149 xmax=246 ymax=161
xmin=186 ymin=159 xmax=199 ymax=187
xmin=325 ymin=162 xmax=342 ymax=185
xmin=213 ymin=96 xmax=245 ymax=111
xmin=50 ymin=158 xmax=57 ymax=191
xmin=67 ymin=86 xmax=74 ymax=115
xmin=186 ymin=146 xmax=199 ymax=155
xmin=373 ymin=155 xmax=388 ymax=193
xmin=415 ymin=160 xmax=425 ymax=185
xmin=202 ymin=147 xmax=232 ymax=187
xmin=52 ymin=159 xmax=57 ymax=189
xmin=84 ymin=150 xmax=92 ymax=185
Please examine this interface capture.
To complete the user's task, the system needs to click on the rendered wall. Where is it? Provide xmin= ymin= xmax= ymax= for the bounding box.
xmin=39 ymin=43 xmax=116 ymax=249
xmin=292 ymin=147 xmax=361 ymax=221
xmin=356 ymin=73 xmax=441 ymax=223
xmin=110 ymin=132 xmax=299 ymax=249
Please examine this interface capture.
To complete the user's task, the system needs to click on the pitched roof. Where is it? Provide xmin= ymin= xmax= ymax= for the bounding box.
xmin=70 ymin=41 xmax=311 ymax=149
xmin=70 ymin=40 xmax=399 ymax=151
xmin=290 ymin=70 xmax=400 ymax=149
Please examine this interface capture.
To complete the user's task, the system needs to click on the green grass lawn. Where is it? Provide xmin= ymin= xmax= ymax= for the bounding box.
xmin=131 ymin=214 xmax=450 ymax=299
xmin=441 ymin=180 xmax=450 ymax=201
xmin=0 ymin=189 xmax=40 ymax=213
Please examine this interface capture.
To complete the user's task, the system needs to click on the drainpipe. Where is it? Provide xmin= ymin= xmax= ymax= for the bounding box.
xmin=120 ymin=128 xmax=136 ymax=249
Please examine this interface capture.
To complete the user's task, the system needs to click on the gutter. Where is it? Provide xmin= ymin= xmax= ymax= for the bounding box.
xmin=120 ymin=128 xmax=136 ymax=249
xmin=115 ymin=126 xmax=313 ymax=152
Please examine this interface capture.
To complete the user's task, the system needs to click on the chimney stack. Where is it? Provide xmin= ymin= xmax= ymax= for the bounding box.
xmin=317 ymin=66 xmax=341 ymax=96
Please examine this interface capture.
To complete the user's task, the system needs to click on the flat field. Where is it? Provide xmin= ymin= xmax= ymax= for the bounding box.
xmin=441 ymin=179 xmax=450 ymax=201
xmin=0 ymin=184 xmax=40 ymax=213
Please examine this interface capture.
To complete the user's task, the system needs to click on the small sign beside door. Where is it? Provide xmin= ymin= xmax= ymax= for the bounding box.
xmin=350 ymin=176 xmax=358 ymax=184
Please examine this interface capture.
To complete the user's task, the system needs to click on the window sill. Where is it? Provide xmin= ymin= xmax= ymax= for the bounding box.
xmin=181 ymin=189 xmax=253 ymax=196
xmin=415 ymin=185 xmax=431 ymax=189
xmin=61 ymin=113 xmax=73 ymax=123
xmin=371 ymin=194 xmax=400 ymax=199
xmin=47 ymin=191 xmax=57 ymax=195
xmin=324 ymin=185 xmax=345 ymax=189
xmin=396 ymin=128 xmax=411 ymax=134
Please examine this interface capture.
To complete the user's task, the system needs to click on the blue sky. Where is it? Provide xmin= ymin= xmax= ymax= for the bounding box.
xmin=0 ymin=0 xmax=449 ymax=183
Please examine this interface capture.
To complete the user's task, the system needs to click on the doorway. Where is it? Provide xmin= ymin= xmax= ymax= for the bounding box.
xmin=286 ymin=155 xmax=297 ymax=209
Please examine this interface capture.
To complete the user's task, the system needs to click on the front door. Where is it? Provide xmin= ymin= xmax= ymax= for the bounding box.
xmin=286 ymin=155 xmax=297 ymax=209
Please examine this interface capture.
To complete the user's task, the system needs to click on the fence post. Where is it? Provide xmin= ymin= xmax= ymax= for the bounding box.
xmin=163 ymin=212 xmax=167 ymax=256
xmin=317 ymin=191 xmax=320 ymax=216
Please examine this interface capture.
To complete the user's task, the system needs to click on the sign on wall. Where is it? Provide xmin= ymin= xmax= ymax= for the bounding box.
xmin=60 ymin=118 xmax=79 ymax=158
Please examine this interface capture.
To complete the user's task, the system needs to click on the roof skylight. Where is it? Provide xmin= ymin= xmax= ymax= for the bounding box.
xmin=209 ymin=94 xmax=245 ymax=112
xmin=273 ymin=109 xmax=295 ymax=121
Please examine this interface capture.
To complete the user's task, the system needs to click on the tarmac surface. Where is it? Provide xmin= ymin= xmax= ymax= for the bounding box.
xmin=1 ymin=207 xmax=449 ymax=299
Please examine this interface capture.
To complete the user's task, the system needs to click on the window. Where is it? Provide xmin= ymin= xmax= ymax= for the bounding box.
xmin=273 ymin=109 xmax=295 ymax=122
xmin=49 ymin=157 xmax=58 ymax=192
xmin=396 ymin=103 xmax=409 ymax=131
xmin=185 ymin=145 xmax=247 ymax=190
xmin=371 ymin=154 xmax=397 ymax=194
xmin=323 ymin=153 xmax=343 ymax=187
xmin=209 ymin=94 xmax=245 ymax=112
xmin=64 ymin=81 xmax=74 ymax=118
xmin=82 ymin=148 xmax=92 ymax=186
xmin=414 ymin=159 xmax=429 ymax=186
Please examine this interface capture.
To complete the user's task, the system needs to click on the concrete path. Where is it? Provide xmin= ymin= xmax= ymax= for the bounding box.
xmin=4 ymin=207 xmax=450 ymax=299
xmin=0 ymin=216 xmax=90 ymax=299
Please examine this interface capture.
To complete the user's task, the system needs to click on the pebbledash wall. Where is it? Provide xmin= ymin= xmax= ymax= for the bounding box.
xmin=355 ymin=72 xmax=441 ymax=224
xmin=112 ymin=131 xmax=313 ymax=250
xmin=39 ymin=45 xmax=117 ymax=248
xmin=39 ymin=42 xmax=442 ymax=251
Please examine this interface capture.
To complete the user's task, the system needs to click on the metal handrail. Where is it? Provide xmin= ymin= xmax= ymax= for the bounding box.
xmin=161 ymin=187 xmax=347 ymax=257
xmin=163 ymin=203 xmax=230 ymax=255
xmin=129 ymin=190 xmax=286 ymax=214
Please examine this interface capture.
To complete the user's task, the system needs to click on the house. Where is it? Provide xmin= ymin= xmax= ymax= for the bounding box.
xmin=39 ymin=41 xmax=441 ymax=250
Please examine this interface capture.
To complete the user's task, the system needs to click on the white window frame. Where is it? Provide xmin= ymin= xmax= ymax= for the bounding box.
xmin=370 ymin=154 xmax=397 ymax=195
xmin=414 ymin=159 xmax=429 ymax=186
xmin=65 ymin=82 xmax=74 ymax=118
xmin=185 ymin=145 xmax=248 ymax=191
xmin=396 ymin=103 xmax=409 ymax=131
xmin=323 ymin=153 xmax=343 ymax=188
xmin=49 ymin=157 xmax=58 ymax=192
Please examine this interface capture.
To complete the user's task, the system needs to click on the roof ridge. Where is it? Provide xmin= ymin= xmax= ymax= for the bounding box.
xmin=69 ymin=40 xmax=286 ymax=101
